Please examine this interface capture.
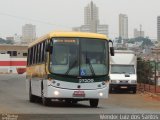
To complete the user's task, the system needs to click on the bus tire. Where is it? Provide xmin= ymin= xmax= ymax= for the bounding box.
xmin=65 ymin=99 xmax=72 ymax=104
xmin=41 ymin=90 xmax=51 ymax=106
xmin=41 ymin=82 xmax=51 ymax=106
xmin=42 ymin=96 xmax=50 ymax=106
xmin=72 ymin=100 xmax=78 ymax=104
xmin=29 ymin=82 xmax=36 ymax=103
xmin=89 ymin=99 xmax=99 ymax=107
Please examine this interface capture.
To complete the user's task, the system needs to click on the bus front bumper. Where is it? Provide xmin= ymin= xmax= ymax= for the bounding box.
xmin=45 ymin=86 xmax=109 ymax=99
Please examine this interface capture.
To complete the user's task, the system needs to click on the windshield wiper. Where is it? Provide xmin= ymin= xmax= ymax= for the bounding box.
xmin=86 ymin=58 xmax=95 ymax=76
xmin=65 ymin=60 xmax=77 ymax=75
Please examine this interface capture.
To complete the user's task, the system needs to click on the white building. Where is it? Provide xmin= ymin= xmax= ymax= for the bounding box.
xmin=97 ymin=25 xmax=109 ymax=36
xmin=0 ymin=45 xmax=27 ymax=73
xmin=73 ymin=24 xmax=109 ymax=36
xmin=22 ymin=24 xmax=36 ymax=44
xmin=119 ymin=14 xmax=128 ymax=39
xmin=134 ymin=28 xmax=145 ymax=38
xmin=84 ymin=1 xmax=99 ymax=33
xmin=73 ymin=1 xmax=109 ymax=36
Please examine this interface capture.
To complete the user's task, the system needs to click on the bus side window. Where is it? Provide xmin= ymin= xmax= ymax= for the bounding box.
xmin=27 ymin=49 xmax=29 ymax=66
xmin=44 ymin=40 xmax=48 ymax=62
xmin=27 ymin=48 xmax=30 ymax=66
xmin=37 ymin=44 xmax=40 ymax=63
xmin=31 ymin=47 xmax=34 ymax=65
xmin=30 ymin=48 xmax=32 ymax=65
xmin=42 ymin=41 xmax=45 ymax=62
xmin=36 ymin=45 xmax=38 ymax=64
xmin=33 ymin=46 xmax=36 ymax=65
xmin=40 ymin=42 xmax=44 ymax=63
xmin=39 ymin=43 xmax=42 ymax=63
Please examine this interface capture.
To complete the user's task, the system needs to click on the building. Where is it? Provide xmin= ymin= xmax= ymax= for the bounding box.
xmin=97 ymin=25 xmax=109 ymax=36
xmin=84 ymin=1 xmax=99 ymax=32
xmin=157 ymin=16 xmax=160 ymax=46
xmin=73 ymin=24 xmax=108 ymax=36
xmin=134 ymin=28 xmax=145 ymax=38
xmin=72 ymin=1 xmax=109 ymax=36
xmin=22 ymin=24 xmax=36 ymax=44
xmin=6 ymin=37 xmax=14 ymax=41
xmin=0 ymin=45 xmax=27 ymax=73
xmin=14 ymin=34 xmax=22 ymax=43
xmin=119 ymin=14 xmax=128 ymax=39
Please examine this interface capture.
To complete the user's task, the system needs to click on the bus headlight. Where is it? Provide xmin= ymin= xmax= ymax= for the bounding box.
xmin=54 ymin=91 xmax=59 ymax=96
xmin=99 ymin=92 xmax=103 ymax=97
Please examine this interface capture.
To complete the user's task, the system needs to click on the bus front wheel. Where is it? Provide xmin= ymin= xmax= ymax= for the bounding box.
xmin=29 ymin=83 xmax=36 ymax=103
xmin=89 ymin=99 xmax=99 ymax=107
xmin=41 ymin=89 xmax=51 ymax=106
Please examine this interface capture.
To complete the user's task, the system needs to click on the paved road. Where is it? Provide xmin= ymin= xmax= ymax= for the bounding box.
xmin=0 ymin=74 xmax=159 ymax=119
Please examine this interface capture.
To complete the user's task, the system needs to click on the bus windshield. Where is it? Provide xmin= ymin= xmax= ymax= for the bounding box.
xmin=111 ymin=65 xmax=135 ymax=74
xmin=50 ymin=38 xmax=108 ymax=77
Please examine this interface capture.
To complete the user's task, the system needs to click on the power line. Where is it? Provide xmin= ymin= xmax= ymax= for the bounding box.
xmin=0 ymin=12 xmax=71 ymax=29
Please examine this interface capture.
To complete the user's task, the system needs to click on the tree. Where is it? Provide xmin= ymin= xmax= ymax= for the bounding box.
xmin=0 ymin=38 xmax=14 ymax=44
xmin=128 ymin=37 xmax=153 ymax=48
xmin=137 ymin=57 xmax=154 ymax=84
xmin=117 ymin=36 xmax=122 ymax=43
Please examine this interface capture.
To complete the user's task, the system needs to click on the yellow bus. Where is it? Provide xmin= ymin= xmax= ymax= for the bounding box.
xmin=26 ymin=31 xmax=114 ymax=107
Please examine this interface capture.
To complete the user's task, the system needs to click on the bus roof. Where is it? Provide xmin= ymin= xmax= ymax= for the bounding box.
xmin=29 ymin=31 xmax=109 ymax=47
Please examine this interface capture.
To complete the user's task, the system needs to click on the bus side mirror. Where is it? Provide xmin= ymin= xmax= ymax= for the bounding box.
xmin=110 ymin=47 xmax=114 ymax=56
xmin=109 ymin=40 xmax=114 ymax=56
xmin=46 ymin=44 xmax=53 ymax=54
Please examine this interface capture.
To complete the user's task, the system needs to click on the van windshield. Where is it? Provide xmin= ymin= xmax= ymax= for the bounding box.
xmin=111 ymin=65 xmax=135 ymax=74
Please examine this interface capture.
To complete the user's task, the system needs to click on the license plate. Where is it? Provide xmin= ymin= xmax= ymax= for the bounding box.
xmin=73 ymin=91 xmax=85 ymax=97
xmin=121 ymin=86 xmax=128 ymax=89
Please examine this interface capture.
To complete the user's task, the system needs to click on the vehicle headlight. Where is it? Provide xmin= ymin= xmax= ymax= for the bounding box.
xmin=54 ymin=91 xmax=59 ymax=96
xmin=131 ymin=80 xmax=137 ymax=84
xmin=99 ymin=92 xmax=103 ymax=97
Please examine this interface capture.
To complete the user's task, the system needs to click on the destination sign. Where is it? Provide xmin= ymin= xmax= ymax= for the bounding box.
xmin=54 ymin=39 xmax=76 ymax=43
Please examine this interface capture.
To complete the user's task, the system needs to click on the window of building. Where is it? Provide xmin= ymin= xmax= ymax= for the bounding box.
xmin=12 ymin=51 xmax=17 ymax=56
xmin=23 ymin=53 xmax=27 ymax=56
xmin=7 ymin=51 xmax=11 ymax=56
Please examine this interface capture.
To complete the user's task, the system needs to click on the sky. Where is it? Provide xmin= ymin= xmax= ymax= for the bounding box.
xmin=0 ymin=0 xmax=160 ymax=40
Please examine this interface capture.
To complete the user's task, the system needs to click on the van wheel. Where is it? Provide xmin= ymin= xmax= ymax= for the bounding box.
xmin=132 ymin=88 xmax=137 ymax=94
xmin=109 ymin=86 xmax=112 ymax=93
xmin=89 ymin=99 xmax=99 ymax=107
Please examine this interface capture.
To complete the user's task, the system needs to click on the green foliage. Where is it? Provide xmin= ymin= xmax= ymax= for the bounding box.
xmin=0 ymin=38 xmax=14 ymax=44
xmin=137 ymin=57 xmax=154 ymax=84
xmin=117 ymin=36 xmax=122 ymax=43
xmin=128 ymin=37 xmax=153 ymax=47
